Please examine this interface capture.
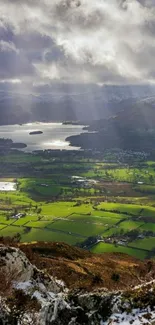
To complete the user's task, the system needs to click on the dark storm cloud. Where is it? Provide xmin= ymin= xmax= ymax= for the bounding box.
xmin=0 ymin=50 xmax=35 ymax=78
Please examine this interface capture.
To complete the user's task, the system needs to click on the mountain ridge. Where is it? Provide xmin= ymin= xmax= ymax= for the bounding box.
xmin=67 ymin=100 xmax=155 ymax=152
xmin=0 ymin=84 xmax=155 ymax=124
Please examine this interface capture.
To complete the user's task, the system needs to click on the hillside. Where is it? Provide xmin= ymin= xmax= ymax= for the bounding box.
xmin=6 ymin=241 xmax=155 ymax=291
xmin=0 ymin=85 xmax=155 ymax=124
xmin=1 ymin=242 xmax=155 ymax=324
xmin=68 ymin=101 xmax=155 ymax=152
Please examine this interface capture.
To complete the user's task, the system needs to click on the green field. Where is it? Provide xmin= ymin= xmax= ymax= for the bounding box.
xmin=139 ymin=223 xmax=155 ymax=232
xmin=115 ymin=220 xmax=143 ymax=230
xmin=69 ymin=213 xmax=123 ymax=225
xmin=90 ymin=242 xmax=147 ymax=259
xmin=21 ymin=228 xmax=84 ymax=245
xmin=0 ymin=226 xmax=24 ymax=237
xmin=14 ymin=215 xmax=39 ymax=225
xmin=1 ymin=151 xmax=155 ymax=260
xmin=26 ymin=221 xmax=53 ymax=228
xmin=19 ymin=178 xmax=61 ymax=197
xmin=47 ymin=219 xmax=104 ymax=237
xmin=0 ymin=224 xmax=8 ymax=230
xmin=103 ymin=220 xmax=144 ymax=237
xmin=0 ymin=187 xmax=155 ymax=258
xmin=130 ymin=237 xmax=155 ymax=251
xmin=82 ymin=165 xmax=155 ymax=184
xmin=97 ymin=202 xmax=143 ymax=215
xmin=97 ymin=202 xmax=155 ymax=217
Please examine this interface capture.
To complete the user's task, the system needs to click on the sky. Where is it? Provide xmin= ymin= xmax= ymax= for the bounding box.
xmin=0 ymin=0 xmax=155 ymax=93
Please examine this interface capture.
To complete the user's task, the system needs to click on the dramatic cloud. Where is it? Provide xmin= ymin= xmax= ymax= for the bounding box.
xmin=0 ymin=40 xmax=19 ymax=53
xmin=0 ymin=0 xmax=155 ymax=89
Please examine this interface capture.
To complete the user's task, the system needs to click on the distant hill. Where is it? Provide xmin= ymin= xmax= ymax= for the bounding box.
xmin=0 ymin=84 xmax=155 ymax=124
xmin=68 ymin=100 xmax=155 ymax=152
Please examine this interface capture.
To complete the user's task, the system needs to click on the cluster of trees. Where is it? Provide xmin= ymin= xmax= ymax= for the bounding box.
xmin=77 ymin=235 xmax=102 ymax=249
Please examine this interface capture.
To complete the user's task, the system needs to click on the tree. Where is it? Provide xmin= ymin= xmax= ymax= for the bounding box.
xmin=149 ymin=174 xmax=153 ymax=184
xmin=37 ymin=208 xmax=42 ymax=214
xmin=24 ymin=227 xmax=31 ymax=234
xmin=14 ymin=208 xmax=18 ymax=215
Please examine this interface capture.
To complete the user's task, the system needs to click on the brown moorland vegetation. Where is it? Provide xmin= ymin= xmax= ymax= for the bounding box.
xmin=0 ymin=238 xmax=153 ymax=292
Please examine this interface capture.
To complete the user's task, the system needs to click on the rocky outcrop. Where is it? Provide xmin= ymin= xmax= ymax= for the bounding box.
xmin=1 ymin=245 xmax=155 ymax=325
xmin=0 ymin=246 xmax=65 ymax=292
xmin=0 ymin=246 xmax=34 ymax=282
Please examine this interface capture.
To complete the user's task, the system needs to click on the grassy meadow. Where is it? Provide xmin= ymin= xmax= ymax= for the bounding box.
xmin=0 ymin=150 xmax=155 ymax=259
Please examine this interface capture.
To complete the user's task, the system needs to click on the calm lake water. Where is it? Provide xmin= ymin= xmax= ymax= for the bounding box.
xmin=0 ymin=122 xmax=86 ymax=152
xmin=0 ymin=182 xmax=16 ymax=191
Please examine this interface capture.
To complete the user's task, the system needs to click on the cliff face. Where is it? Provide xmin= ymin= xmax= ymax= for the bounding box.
xmin=1 ymin=243 xmax=155 ymax=324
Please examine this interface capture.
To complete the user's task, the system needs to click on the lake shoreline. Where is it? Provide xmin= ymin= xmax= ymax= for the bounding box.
xmin=0 ymin=122 xmax=87 ymax=152
xmin=0 ymin=120 xmax=88 ymax=127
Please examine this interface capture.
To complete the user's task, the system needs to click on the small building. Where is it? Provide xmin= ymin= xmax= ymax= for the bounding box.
xmin=11 ymin=213 xmax=25 ymax=220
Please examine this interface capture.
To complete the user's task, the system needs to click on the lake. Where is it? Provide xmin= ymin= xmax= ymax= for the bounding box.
xmin=0 ymin=122 xmax=86 ymax=152
xmin=0 ymin=182 xmax=16 ymax=191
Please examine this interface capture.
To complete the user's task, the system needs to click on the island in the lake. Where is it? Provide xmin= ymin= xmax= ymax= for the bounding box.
xmin=29 ymin=131 xmax=43 ymax=135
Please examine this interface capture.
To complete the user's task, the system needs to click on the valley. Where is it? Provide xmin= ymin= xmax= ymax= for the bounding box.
xmin=0 ymin=147 xmax=155 ymax=259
